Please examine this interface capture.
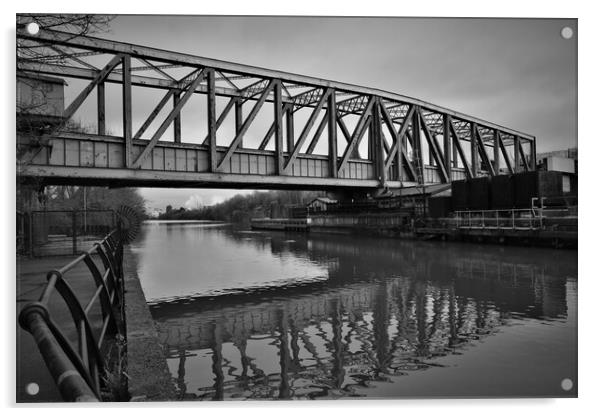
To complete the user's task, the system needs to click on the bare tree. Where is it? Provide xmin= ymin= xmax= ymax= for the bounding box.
xmin=17 ymin=14 xmax=115 ymax=208
xmin=17 ymin=14 xmax=114 ymax=62
xmin=17 ymin=14 xmax=115 ymax=113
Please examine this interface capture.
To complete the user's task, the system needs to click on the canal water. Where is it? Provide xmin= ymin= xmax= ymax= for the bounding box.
xmin=131 ymin=221 xmax=577 ymax=400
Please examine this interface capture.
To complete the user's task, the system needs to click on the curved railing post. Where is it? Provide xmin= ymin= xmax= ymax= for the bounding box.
xmin=18 ymin=226 xmax=127 ymax=402
xmin=19 ymin=303 xmax=98 ymax=402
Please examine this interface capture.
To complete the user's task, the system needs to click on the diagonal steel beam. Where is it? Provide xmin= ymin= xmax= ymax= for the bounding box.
xmin=59 ymin=54 xmax=123 ymax=130
xmin=449 ymin=121 xmax=473 ymax=179
xmin=284 ymin=89 xmax=331 ymax=172
xmin=337 ymin=96 xmax=376 ymax=174
xmin=258 ymin=103 xmax=293 ymax=150
xmin=132 ymin=68 xmax=208 ymax=169
xmin=217 ymin=79 xmax=276 ymax=171
xmin=382 ymin=132 xmax=391 ymax=154
xmin=336 ymin=111 xmax=361 ymax=159
xmin=259 ymin=122 xmax=276 ymax=151
xmin=382 ymin=103 xmax=417 ymax=181
xmin=498 ymin=132 xmax=514 ymax=174
xmin=133 ymin=89 xmax=176 ymax=139
xmin=49 ymin=45 xmax=98 ymax=70
xmin=306 ymin=112 xmax=329 ymax=154
xmin=138 ymin=57 xmax=177 ymax=81
xmin=202 ymin=97 xmax=237 ymax=145
xmin=281 ymin=83 xmax=294 ymax=99
xmin=418 ymin=108 xmax=449 ymax=183
xmin=475 ymin=126 xmax=495 ymax=176
xmin=216 ymin=70 xmax=239 ymax=90
xmin=336 ymin=112 xmax=352 ymax=142
xmin=177 ymin=68 xmax=204 ymax=90
xmin=516 ymin=137 xmax=529 ymax=171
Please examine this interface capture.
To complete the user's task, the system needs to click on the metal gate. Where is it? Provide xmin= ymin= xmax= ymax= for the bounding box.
xmin=28 ymin=210 xmax=116 ymax=256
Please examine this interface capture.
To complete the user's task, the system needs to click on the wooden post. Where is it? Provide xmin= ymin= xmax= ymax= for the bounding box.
xmin=443 ymin=114 xmax=451 ymax=179
xmin=97 ymin=82 xmax=105 ymax=135
xmin=274 ymin=81 xmax=284 ymax=175
xmin=207 ymin=69 xmax=217 ymax=172
xmin=122 ymin=55 xmax=132 ymax=168
xmin=327 ymin=90 xmax=338 ymax=178
xmin=173 ymin=91 xmax=181 ymax=143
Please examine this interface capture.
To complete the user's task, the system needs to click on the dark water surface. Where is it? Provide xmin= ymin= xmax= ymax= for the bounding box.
xmin=132 ymin=221 xmax=577 ymax=400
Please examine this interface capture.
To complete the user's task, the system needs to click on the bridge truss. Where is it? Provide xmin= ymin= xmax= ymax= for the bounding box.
xmin=17 ymin=28 xmax=536 ymax=190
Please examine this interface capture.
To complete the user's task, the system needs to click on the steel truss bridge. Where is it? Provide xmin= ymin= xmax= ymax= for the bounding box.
xmin=17 ymin=28 xmax=536 ymax=191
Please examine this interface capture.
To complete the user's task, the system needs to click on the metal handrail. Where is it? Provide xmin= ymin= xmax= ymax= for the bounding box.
xmin=18 ymin=229 xmax=125 ymax=402
xmin=453 ymin=208 xmax=543 ymax=230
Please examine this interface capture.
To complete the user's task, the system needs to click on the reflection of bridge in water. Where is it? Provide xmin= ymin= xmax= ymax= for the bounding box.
xmin=150 ymin=231 xmax=571 ymax=400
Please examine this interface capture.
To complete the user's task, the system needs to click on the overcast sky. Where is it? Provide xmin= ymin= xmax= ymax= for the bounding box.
xmin=87 ymin=16 xmax=576 ymax=210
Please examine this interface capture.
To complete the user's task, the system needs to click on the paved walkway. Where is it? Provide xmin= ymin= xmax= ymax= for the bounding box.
xmin=16 ymin=255 xmax=103 ymax=402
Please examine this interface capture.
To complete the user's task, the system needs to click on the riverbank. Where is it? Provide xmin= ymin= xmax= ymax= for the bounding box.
xmin=250 ymin=214 xmax=577 ymax=249
xmin=123 ymin=245 xmax=176 ymax=401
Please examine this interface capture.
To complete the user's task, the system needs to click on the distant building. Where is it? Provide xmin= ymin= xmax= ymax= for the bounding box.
xmin=17 ymin=73 xmax=66 ymax=132
xmin=537 ymin=147 xmax=578 ymax=174
xmin=307 ymin=197 xmax=337 ymax=212
xmin=536 ymin=147 xmax=577 ymax=195
xmin=396 ymin=183 xmax=451 ymax=216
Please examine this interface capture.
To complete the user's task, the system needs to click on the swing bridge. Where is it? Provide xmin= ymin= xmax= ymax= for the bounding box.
xmin=17 ymin=28 xmax=535 ymax=191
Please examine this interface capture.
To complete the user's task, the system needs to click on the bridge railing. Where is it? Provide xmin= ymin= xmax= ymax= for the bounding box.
xmin=18 ymin=229 xmax=126 ymax=402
